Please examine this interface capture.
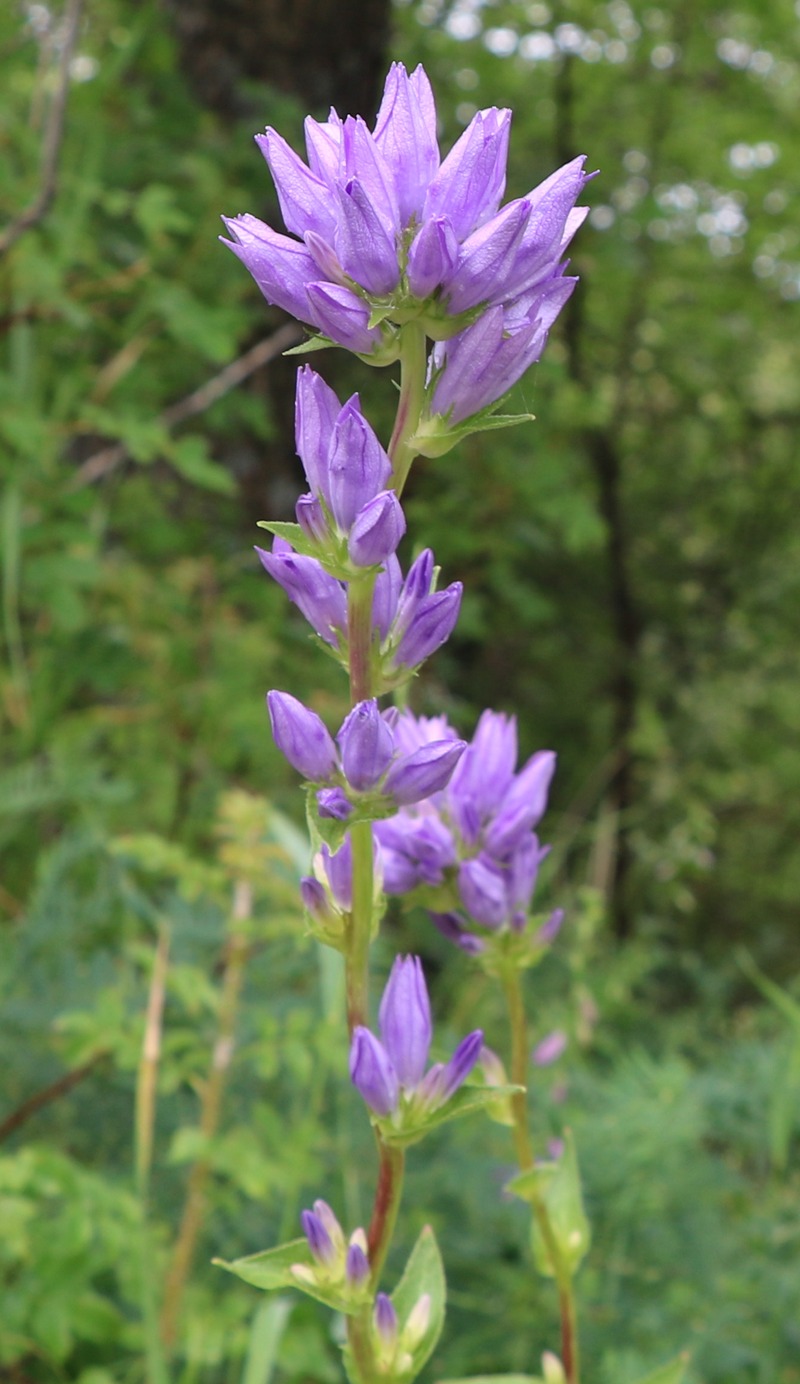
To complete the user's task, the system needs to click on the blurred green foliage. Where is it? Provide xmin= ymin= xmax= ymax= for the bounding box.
xmin=1 ymin=0 xmax=799 ymax=1381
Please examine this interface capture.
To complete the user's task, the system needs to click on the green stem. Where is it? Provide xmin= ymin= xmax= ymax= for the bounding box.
xmin=388 ymin=321 xmax=427 ymax=496
xmin=347 ymin=818 xmax=373 ymax=1034
xmin=502 ymin=967 xmax=535 ymax=1170
xmin=347 ymin=1307 xmax=378 ymax=1384
xmin=348 ymin=572 xmax=377 ymax=707
xmin=502 ymin=966 xmax=580 ymax=1384
xmin=366 ymin=1138 xmax=406 ymax=1287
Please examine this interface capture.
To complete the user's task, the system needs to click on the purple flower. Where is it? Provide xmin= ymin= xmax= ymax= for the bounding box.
xmin=350 ymin=1027 xmax=400 ymax=1116
xmin=348 ymin=490 xmax=406 ymax=568
xmin=379 ymin=549 xmax=463 ymax=676
xmin=256 ymin=540 xmax=346 ymax=647
xmin=338 ymin=701 xmax=395 ymax=791
xmin=429 ymin=273 xmax=578 ymax=426
xmin=368 ymin=708 xmax=560 ymax=944
xmin=267 ymin=691 xmax=338 ymax=781
xmin=346 ymin=1241 xmax=370 ymax=1288
xmin=350 ymin=955 xmax=482 ymax=1119
xmin=374 ymin=1292 xmax=398 ymax=1345
xmin=382 ymin=738 xmax=466 ymax=806
xmin=289 ymin=369 xmax=403 ymax=568
xmin=532 ymin=1031 xmax=568 ymax=1067
xmin=316 ymin=786 xmax=353 ymax=820
xmin=485 ymin=751 xmax=557 ymax=856
xmin=298 ymin=1200 xmax=371 ymax=1294
xmin=222 ymin=64 xmax=590 ymax=354
xmin=301 ymin=1205 xmax=338 ymax=1266
xmin=378 ymin=956 xmax=432 ymax=1088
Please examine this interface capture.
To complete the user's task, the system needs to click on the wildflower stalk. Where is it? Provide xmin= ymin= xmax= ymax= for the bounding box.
xmin=366 ymin=1139 xmax=406 ymax=1286
xmin=502 ymin=964 xmax=580 ymax=1384
xmin=388 ymin=321 xmax=427 ymax=494
xmin=346 ymin=571 xmax=378 ymax=1034
xmin=346 ymin=818 xmax=374 ymax=1035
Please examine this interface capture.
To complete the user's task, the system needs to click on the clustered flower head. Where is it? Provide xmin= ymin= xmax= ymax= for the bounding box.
xmin=267 ymin=691 xmax=466 ymax=821
xmin=293 ymin=1199 xmax=371 ymax=1299
xmin=374 ymin=709 xmax=562 ymax=950
xmin=222 ymin=62 xmax=590 ymax=429
xmin=350 ymin=955 xmax=483 ymax=1135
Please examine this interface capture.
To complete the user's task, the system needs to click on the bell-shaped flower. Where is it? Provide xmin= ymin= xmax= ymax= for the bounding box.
xmin=427 ymin=273 xmax=577 ymax=428
xmin=378 ymin=548 xmax=463 ymax=679
xmin=267 ymin=691 xmax=338 ymax=781
xmin=338 ymin=701 xmax=395 ymax=791
xmin=256 ymin=540 xmax=347 ymax=648
xmin=350 ymin=956 xmax=482 ymax=1131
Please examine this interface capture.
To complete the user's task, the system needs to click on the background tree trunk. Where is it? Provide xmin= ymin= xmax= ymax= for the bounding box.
xmin=163 ymin=0 xmax=392 ymax=121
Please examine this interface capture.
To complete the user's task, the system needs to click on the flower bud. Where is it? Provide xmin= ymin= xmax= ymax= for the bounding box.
xmin=348 ymin=490 xmax=406 ymax=567
xmin=378 ymin=956 xmax=432 ymax=1088
xmin=257 ymin=543 xmax=346 ymax=648
xmin=316 ymin=786 xmax=353 ymax=820
xmin=538 ymin=907 xmax=564 ymax=945
xmin=296 ymin=493 xmax=330 ymax=546
xmin=301 ymin=1208 xmax=337 ymax=1266
xmin=485 ymin=750 xmax=556 ymax=856
xmin=267 ymin=691 xmax=338 ymax=781
xmin=416 ymin=1029 xmax=483 ymax=1109
xmin=306 ymin=281 xmax=384 ymax=354
xmin=328 ymin=405 xmax=392 ymax=531
xmin=338 ymin=700 xmax=394 ymax=791
xmin=373 ymin=1292 xmax=398 ymax=1345
xmin=383 ymin=738 xmax=466 ymax=806
xmin=350 ymin=1027 xmax=399 ymax=1116
xmin=391 ymin=584 xmax=463 ymax=671
xmin=345 ymin=1239 xmax=370 ymax=1288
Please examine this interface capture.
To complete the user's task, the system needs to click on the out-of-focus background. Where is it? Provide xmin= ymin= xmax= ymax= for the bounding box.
xmin=1 ymin=0 xmax=799 ymax=1380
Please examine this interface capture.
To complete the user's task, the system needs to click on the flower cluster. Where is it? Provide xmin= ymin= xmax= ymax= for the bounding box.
xmin=223 ymin=62 xmax=590 ymax=429
xmin=293 ymin=1200 xmax=371 ymax=1299
xmin=259 ymin=538 xmax=462 ymax=690
xmin=350 ymin=956 xmax=482 ymax=1136
xmin=374 ymin=709 xmax=561 ymax=950
xmin=267 ymin=692 xmax=465 ymax=821
xmin=218 ymin=57 xmax=589 ymax=1377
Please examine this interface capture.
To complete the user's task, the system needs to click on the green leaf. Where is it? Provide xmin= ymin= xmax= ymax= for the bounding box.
xmin=213 ymin=1240 xmax=362 ymax=1315
xmin=381 ymin=1085 xmax=523 ymax=1149
xmin=240 ymin=1297 xmax=293 ymax=1384
xmin=509 ymin=1130 xmax=591 ymax=1279
xmin=391 ymin=1225 xmax=446 ymax=1378
xmin=632 ymin=1354 xmax=690 ymax=1384
xmin=256 ymin=520 xmax=315 ymax=554
xmin=214 ymin=1239 xmax=311 ymax=1292
xmin=284 ymin=334 xmax=335 ymax=356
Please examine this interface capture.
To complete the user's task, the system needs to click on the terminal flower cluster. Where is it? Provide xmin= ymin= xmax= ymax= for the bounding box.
xmin=223 ymin=62 xmax=590 ymax=428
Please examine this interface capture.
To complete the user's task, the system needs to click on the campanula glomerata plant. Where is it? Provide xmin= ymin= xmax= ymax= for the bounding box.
xmin=216 ymin=60 xmax=687 ymax=1384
